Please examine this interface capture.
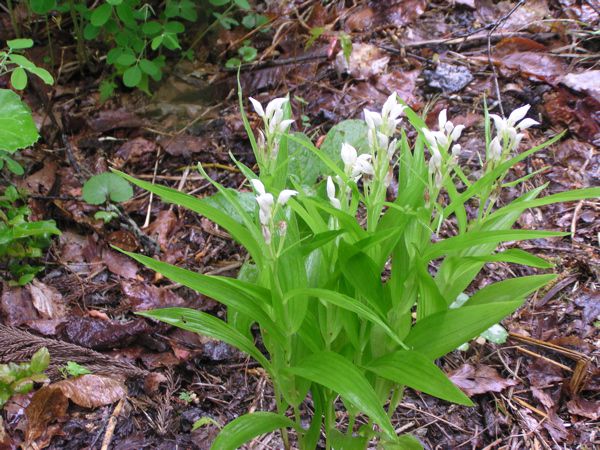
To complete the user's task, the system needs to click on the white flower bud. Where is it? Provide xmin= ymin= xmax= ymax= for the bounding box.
xmin=450 ymin=124 xmax=465 ymax=142
xmin=341 ymin=143 xmax=357 ymax=167
xmin=277 ymin=189 xmax=298 ymax=205
xmin=516 ymin=118 xmax=538 ymax=130
xmin=326 ymin=176 xmax=341 ymax=209
xmin=248 ymin=97 xmax=265 ymax=118
xmin=489 ymin=136 xmax=502 ymax=163
xmin=265 ymin=97 xmax=288 ymax=120
xmin=508 ymin=104 xmax=530 ymax=126
xmin=250 ymin=179 xmax=266 ymax=195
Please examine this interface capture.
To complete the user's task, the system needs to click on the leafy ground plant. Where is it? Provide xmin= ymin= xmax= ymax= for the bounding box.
xmin=116 ymin=92 xmax=599 ymax=449
xmin=0 ymin=347 xmax=49 ymax=406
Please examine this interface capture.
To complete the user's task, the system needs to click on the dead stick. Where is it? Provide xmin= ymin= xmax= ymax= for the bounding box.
xmin=100 ymin=398 xmax=125 ymax=450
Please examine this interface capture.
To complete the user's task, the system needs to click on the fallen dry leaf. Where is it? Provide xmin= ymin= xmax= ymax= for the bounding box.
xmin=145 ymin=209 xmax=178 ymax=249
xmin=25 ymin=386 xmax=68 ymax=446
xmin=60 ymin=316 xmax=152 ymax=349
xmin=335 ymin=43 xmax=389 ymax=80
xmin=1 ymin=284 xmax=39 ymax=326
xmin=449 ymin=364 xmax=518 ymax=396
xmin=103 ymin=248 xmax=139 ymax=279
xmin=52 ymin=375 xmax=126 ymax=408
xmin=121 ymin=280 xmax=186 ymax=311
xmin=28 ymin=280 xmax=68 ymax=319
xmin=567 ymin=397 xmax=600 ymax=420
xmin=562 ymin=70 xmax=600 ymax=103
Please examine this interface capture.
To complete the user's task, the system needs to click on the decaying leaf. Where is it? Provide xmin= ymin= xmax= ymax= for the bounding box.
xmin=51 ymin=374 xmax=126 ymax=408
xmin=28 ymin=280 xmax=68 ymax=319
xmin=449 ymin=364 xmax=518 ymax=396
xmin=25 ymin=386 xmax=68 ymax=445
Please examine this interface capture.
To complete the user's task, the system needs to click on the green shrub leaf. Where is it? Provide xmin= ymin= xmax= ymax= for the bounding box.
xmin=0 ymin=90 xmax=39 ymax=153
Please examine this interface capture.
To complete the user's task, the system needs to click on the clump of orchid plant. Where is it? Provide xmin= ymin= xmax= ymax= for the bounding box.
xmin=115 ymin=88 xmax=598 ymax=450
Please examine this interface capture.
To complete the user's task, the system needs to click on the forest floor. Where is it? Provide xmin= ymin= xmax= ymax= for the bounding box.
xmin=0 ymin=1 xmax=599 ymax=449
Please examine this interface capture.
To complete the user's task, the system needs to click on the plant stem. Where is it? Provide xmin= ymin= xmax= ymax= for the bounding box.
xmin=6 ymin=0 xmax=20 ymax=37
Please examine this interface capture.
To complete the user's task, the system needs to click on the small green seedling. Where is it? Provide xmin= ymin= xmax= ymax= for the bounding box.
xmin=0 ymin=347 xmax=50 ymax=406
xmin=59 ymin=361 xmax=92 ymax=378
xmin=82 ymin=172 xmax=133 ymax=223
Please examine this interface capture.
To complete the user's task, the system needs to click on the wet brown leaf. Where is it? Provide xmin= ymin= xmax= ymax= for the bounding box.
xmin=27 ymin=280 xmax=68 ymax=319
xmin=145 ymin=209 xmax=178 ymax=249
xmin=1 ymin=284 xmax=38 ymax=326
xmin=60 ymin=317 xmax=152 ymax=349
xmin=558 ymin=0 xmax=600 ymax=24
xmin=52 ymin=375 xmax=126 ymax=408
xmin=22 ymin=160 xmax=57 ymax=195
xmin=162 ymin=134 xmax=208 ymax=157
xmin=567 ymin=397 xmax=600 ymax=420
xmin=527 ymin=358 xmax=565 ymax=387
xmin=25 ymin=386 xmax=68 ymax=446
xmin=562 ymin=71 xmax=600 ymax=103
xmin=344 ymin=7 xmax=375 ymax=32
xmin=108 ymin=230 xmax=139 ymax=252
xmin=103 ymin=248 xmax=139 ymax=279
xmin=543 ymin=88 xmax=600 ymax=145
xmin=121 ymin=280 xmax=186 ymax=311
xmin=449 ymin=364 xmax=518 ymax=396
xmin=115 ymin=137 xmax=159 ymax=166
xmin=89 ymin=109 xmax=142 ymax=132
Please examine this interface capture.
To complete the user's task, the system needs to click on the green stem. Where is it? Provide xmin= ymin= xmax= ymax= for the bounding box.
xmin=6 ymin=0 xmax=20 ymax=37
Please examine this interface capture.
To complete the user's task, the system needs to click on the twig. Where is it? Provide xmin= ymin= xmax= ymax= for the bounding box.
xmin=100 ymin=398 xmax=125 ymax=450
xmin=486 ymin=0 xmax=526 ymax=117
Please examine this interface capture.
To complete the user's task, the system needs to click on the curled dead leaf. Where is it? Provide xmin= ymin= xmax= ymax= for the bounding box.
xmin=449 ymin=364 xmax=518 ymax=396
xmin=52 ymin=374 xmax=126 ymax=409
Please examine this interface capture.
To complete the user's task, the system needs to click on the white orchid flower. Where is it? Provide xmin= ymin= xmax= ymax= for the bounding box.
xmin=489 ymin=136 xmax=502 ymax=163
xmin=341 ymin=142 xmax=358 ymax=175
xmin=326 ymin=176 xmax=341 ymax=209
xmin=248 ymin=97 xmax=266 ymax=118
xmin=277 ymin=189 xmax=298 ymax=205
xmin=364 ymin=109 xmax=383 ymax=131
xmin=489 ymin=104 xmax=538 ymax=151
xmin=353 ymin=153 xmax=374 ymax=177
xmin=387 ymin=138 xmax=398 ymax=160
xmin=265 ymin=97 xmax=288 ymax=120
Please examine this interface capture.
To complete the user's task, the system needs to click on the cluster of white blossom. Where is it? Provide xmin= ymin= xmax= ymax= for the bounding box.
xmin=251 ymin=179 xmax=297 ymax=244
xmin=488 ymin=105 xmax=538 ymax=164
xmin=423 ymin=109 xmax=465 ymax=190
xmin=249 ymin=96 xmax=294 ymax=163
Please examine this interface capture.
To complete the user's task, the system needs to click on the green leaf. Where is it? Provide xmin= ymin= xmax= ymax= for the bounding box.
xmin=139 ymin=59 xmax=160 ymax=78
xmin=122 ymin=65 xmax=142 ymax=87
xmin=120 ymin=249 xmax=283 ymax=340
xmin=484 ymin=188 xmax=600 ymax=224
xmin=3 ymin=155 xmax=24 ymax=175
xmin=320 ymin=120 xmax=369 ymax=168
xmin=233 ymin=0 xmax=251 ymax=9
xmin=29 ymin=347 xmax=50 ymax=373
xmin=285 ymin=288 xmax=406 ymax=348
xmin=10 ymin=67 xmax=27 ymax=90
xmin=405 ymin=301 xmax=523 ymax=360
xmin=466 ymin=274 xmax=556 ymax=307
xmin=211 ymin=412 xmax=299 ymax=450
xmin=25 ymin=66 xmax=54 ymax=85
xmin=82 ymin=172 xmax=133 ymax=205
xmin=138 ymin=307 xmax=271 ymax=369
xmin=365 ymin=350 xmax=473 ymax=406
xmin=142 ymin=21 xmax=162 ymax=35
xmin=116 ymin=52 xmax=137 ymax=66
xmin=112 ymin=170 xmax=264 ymax=266
xmin=0 ymin=90 xmax=38 ymax=153
xmin=7 ymin=39 xmax=34 ymax=50
xmin=458 ymin=249 xmax=553 ymax=269
xmin=238 ymin=45 xmax=257 ymax=62
xmin=30 ymin=0 xmax=56 ymax=14
xmin=424 ymin=230 xmax=568 ymax=261
xmin=382 ymin=434 xmax=424 ymax=450
xmin=209 ymin=0 xmax=230 ymax=5
xmin=90 ymin=3 xmax=113 ymax=26
xmin=62 ymin=361 xmax=92 ymax=377
xmin=288 ymin=351 xmax=396 ymax=439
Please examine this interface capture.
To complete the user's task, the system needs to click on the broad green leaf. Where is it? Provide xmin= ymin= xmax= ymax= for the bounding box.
xmin=90 ymin=3 xmax=113 ymax=26
xmin=202 ymin=190 xmax=255 ymax=225
xmin=320 ymin=119 xmax=370 ymax=166
xmin=7 ymin=39 xmax=34 ymax=50
xmin=466 ymin=274 xmax=556 ymax=306
xmin=288 ymin=351 xmax=396 ymax=439
xmin=405 ymin=301 xmax=523 ymax=359
xmin=138 ymin=307 xmax=271 ymax=369
xmin=329 ymin=429 xmax=368 ymax=450
xmin=285 ymin=288 xmax=406 ymax=348
xmin=10 ymin=68 xmax=27 ymax=90
xmin=342 ymin=251 xmax=386 ymax=316
xmin=484 ymin=188 xmax=600 ymax=224
xmin=25 ymin=66 xmax=54 ymax=85
xmin=113 ymin=170 xmax=264 ymax=265
xmin=82 ymin=172 xmax=133 ymax=204
xmin=210 ymin=412 xmax=299 ymax=450
xmin=365 ymin=350 xmax=473 ymax=406
xmin=123 ymin=65 xmax=142 ymax=87
xmin=424 ymin=230 xmax=567 ymax=261
xmin=287 ymin=132 xmax=322 ymax=185
xmin=382 ymin=434 xmax=424 ymax=450
xmin=11 ymin=220 xmax=60 ymax=239
xmin=29 ymin=347 xmax=50 ymax=373
xmin=458 ymin=248 xmax=553 ymax=269
xmin=30 ymin=0 xmax=56 ymax=14
xmin=118 ymin=249 xmax=285 ymax=340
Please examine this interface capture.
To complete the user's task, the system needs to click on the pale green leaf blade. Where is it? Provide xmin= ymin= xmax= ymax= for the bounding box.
xmin=210 ymin=412 xmax=299 ymax=450
xmin=405 ymin=301 xmax=523 ymax=359
xmin=466 ymin=274 xmax=556 ymax=306
xmin=288 ymin=351 xmax=396 ymax=439
xmin=138 ymin=307 xmax=270 ymax=369
xmin=0 ymin=89 xmax=39 ymax=153
xmin=365 ymin=350 xmax=473 ymax=406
